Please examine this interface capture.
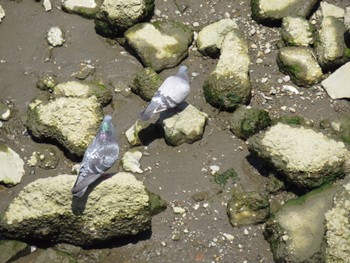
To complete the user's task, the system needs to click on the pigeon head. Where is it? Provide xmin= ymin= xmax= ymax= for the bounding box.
xmin=177 ymin=66 xmax=188 ymax=82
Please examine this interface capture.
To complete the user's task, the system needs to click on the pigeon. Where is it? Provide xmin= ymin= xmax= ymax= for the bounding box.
xmin=139 ymin=65 xmax=190 ymax=121
xmin=71 ymin=115 xmax=119 ymax=197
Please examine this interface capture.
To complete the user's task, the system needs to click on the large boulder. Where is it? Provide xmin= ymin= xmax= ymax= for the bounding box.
xmin=264 ymin=184 xmax=341 ymax=263
xmin=0 ymin=173 xmax=166 ymax=247
xmin=53 ymin=80 xmax=113 ymax=106
xmin=315 ymin=16 xmax=350 ymax=71
xmin=325 ymin=182 xmax=350 ymax=262
xmin=125 ymin=21 xmax=193 ymax=72
xmin=281 ymin=16 xmax=314 ymax=47
xmin=322 ymin=62 xmax=350 ymax=99
xmin=160 ymin=104 xmax=208 ymax=146
xmin=26 ymin=95 xmax=103 ymax=156
xmin=247 ymin=123 xmax=349 ymax=189
xmin=277 ymin=46 xmax=323 ymax=87
xmin=62 ymin=0 xmax=104 ymax=19
xmin=94 ymin=0 xmax=155 ymax=36
xmin=196 ymin=19 xmax=238 ymax=58
xmin=0 ymin=144 xmax=25 ymax=186
xmin=203 ymin=30 xmax=251 ymax=111
xmin=251 ymin=0 xmax=318 ymax=24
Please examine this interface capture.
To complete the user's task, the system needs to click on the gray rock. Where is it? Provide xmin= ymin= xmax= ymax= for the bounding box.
xmin=0 ymin=144 xmax=25 ymax=186
xmin=47 ymin=26 xmax=65 ymax=47
xmin=0 ymin=5 xmax=5 ymax=23
xmin=71 ymin=63 xmax=96 ymax=80
xmin=94 ymin=0 xmax=155 ymax=36
xmin=0 ymin=102 xmax=11 ymax=121
xmin=203 ymin=30 xmax=251 ymax=110
xmin=125 ymin=121 xmax=161 ymax=147
xmin=277 ymin=46 xmax=323 ymax=87
xmin=160 ymin=104 xmax=208 ymax=146
xmin=36 ymin=74 xmax=58 ymax=92
xmin=0 ymin=173 xmax=165 ymax=246
xmin=125 ymin=21 xmax=193 ymax=72
xmin=229 ymin=105 xmax=271 ymax=140
xmin=251 ymin=0 xmax=318 ymax=24
xmin=322 ymin=62 xmax=350 ymax=99
xmin=315 ymin=16 xmax=349 ymax=70
xmin=121 ymin=150 xmax=143 ymax=173
xmin=131 ymin=67 xmax=163 ymax=101
xmin=196 ymin=19 xmax=238 ymax=57
xmin=53 ymin=80 xmax=112 ymax=106
xmin=281 ymin=16 xmax=314 ymax=47
xmin=248 ymin=123 xmax=349 ymax=189
xmin=26 ymin=95 xmax=103 ymax=156
xmin=62 ymin=0 xmax=104 ymax=19
xmin=320 ymin=2 xmax=345 ymax=19
xmin=264 ymin=184 xmax=340 ymax=263
xmin=325 ymin=182 xmax=350 ymax=262
xmin=0 ymin=240 xmax=30 ymax=263
xmin=227 ymin=188 xmax=270 ymax=227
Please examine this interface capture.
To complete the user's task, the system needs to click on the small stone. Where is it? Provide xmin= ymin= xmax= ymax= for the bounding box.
xmin=43 ymin=0 xmax=52 ymax=11
xmin=47 ymin=27 xmax=65 ymax=47
xmin=0 ymin=5 xmax=5 ymax=23
xmin=256 ymin=58 xmax=263 ymax=64
xmin=173 ymin=206 xmax=186 ymax=214
xmin=193 ymin=22 xmax=199 ymax=27
xmin=223 ymin=233 xmax=234 ymax=241
xmin=282 ymin=234 xmax=289 ymax=241
xmin=244 ymin=229 xmax=249 ymax=235
xmin=154 ymin=9 xmax=162 ymax=16
xmin=210 ymin=165 xmax=220 ymax=175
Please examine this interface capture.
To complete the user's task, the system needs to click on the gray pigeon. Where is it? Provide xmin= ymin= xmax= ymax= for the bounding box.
xmin=139 ymin=65 xmax=190 ymax=121
xmin=71 ymin=115 xmax=119 ymax=197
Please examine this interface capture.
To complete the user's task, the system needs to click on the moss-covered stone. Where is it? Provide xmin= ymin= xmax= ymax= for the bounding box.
xmin=251 ymin=0 xmax=318 ymax=24
xmin=203 ymin=30 xmax=251 ymax=111
xmin=36 ymin=74 xmax=58 ymax=92
xmin=35 ymin=248 xmax=77 ymax=263
xmin=0 ymin=173 xmax=165 ymax=247
xmin=213 ymin=168 xmax=238 ymax=187
xmin=277 ymin=47 xmax=323 ymax=87
xmin=125 ymin=21 xmax=193 ymax=72
xmin=131 ymin=67 xmax=163 ymax=101
xmin=272 ymin=115 xmax=307 ymax=126
xmin=53 ymin=80 xmax=112 ymax=106
xmin=0 ymin=239 xmax=30 ymax=263
xmin=0 ymin=101 xmax=11 ymax=121
xmin=229 ymin=105 xmax=271 ymax=140
xmin=94 ymin=0 xmax=155 ymax=37
xmin=227 ymin=188 xmax=270 ymax=227
xmin=248 ymin=123 xmax=349 ymax=189
xmin=264 ymin=184 xmax=340 ymax=262
xmin=281 ymin=16 xmax=314 ymax=47
xmin=26 ymin=95 xmax=103 ymax=156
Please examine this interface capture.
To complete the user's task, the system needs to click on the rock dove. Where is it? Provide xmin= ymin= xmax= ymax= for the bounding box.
xmin=139 ymin=65 xmax=190 ymax=121
xmin=71 ymin=115 xmax=119 ymax=197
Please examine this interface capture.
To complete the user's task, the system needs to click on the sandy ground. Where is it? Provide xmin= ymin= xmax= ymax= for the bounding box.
xmin=1 ymin=0 xmax=350 ymax=262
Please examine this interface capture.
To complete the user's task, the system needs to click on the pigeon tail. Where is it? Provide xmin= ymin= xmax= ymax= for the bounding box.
xmin=72 ymin=186 xmax=87 ymax=197
xmin=139 ymin=101 xmax=163 ymax=121
xmin=71 ymin=168 xmax=102 ymax=197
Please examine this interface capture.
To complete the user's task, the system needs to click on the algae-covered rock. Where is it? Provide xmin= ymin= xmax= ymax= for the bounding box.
xmin=251 ymin=0 xmax=318 ymax=24
xmin=264 ymin=184 xmax=340 ymax=263
xmin=125 ymin=21 xmax=193 ymax=72
xmin=26 ymin=95 xmax=103 ymax=156
xmin=203 ymin=30 xmax=251 ymax=110
xmin=281 ymin=16 xmax=314 ymax=47
xmin=227 ymin=188 xmax=270 ymax=227
xmin=196 ymin=19 xmax=238 ymax=57
xmin=36 ymin=74 xmax=58 ymax=92
xmin=62 ymin=0 xmax=104 ymax=19
xmin=131 ymin=67 xmax=163 ymax=101
xmin=213 ymin=168 xmax=238 ymax=187
xmin=325 ymin=183 xmax=350 ymax=262
xmin=0 ymin=144 xmax=25 ymax=186
xmin=0 ymin=240 xmax=30 ymax=263
xmin=330 ymin=114 xmax=350 ymax=144
xmin=0 ymin=173 xmax=165 ymax=247
xmin=229 ymin=105 xmax=271 ymax=140
xmin=35 ymin=248 xmax=77 ymax=263
xmin=277 ymin=46 xmax=323 ymax=87
xmin=315 ymin=16 xmax=350 ymax=71
xmin=53 ymin=80 xmax=112 ymax=106
xmin=94 ymin=0 xmax=155 ymax=36
xmin=248 ymin=123 xmax=349 ymax=189
xmin=160 ymin=104 xmax=208 ymax=146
